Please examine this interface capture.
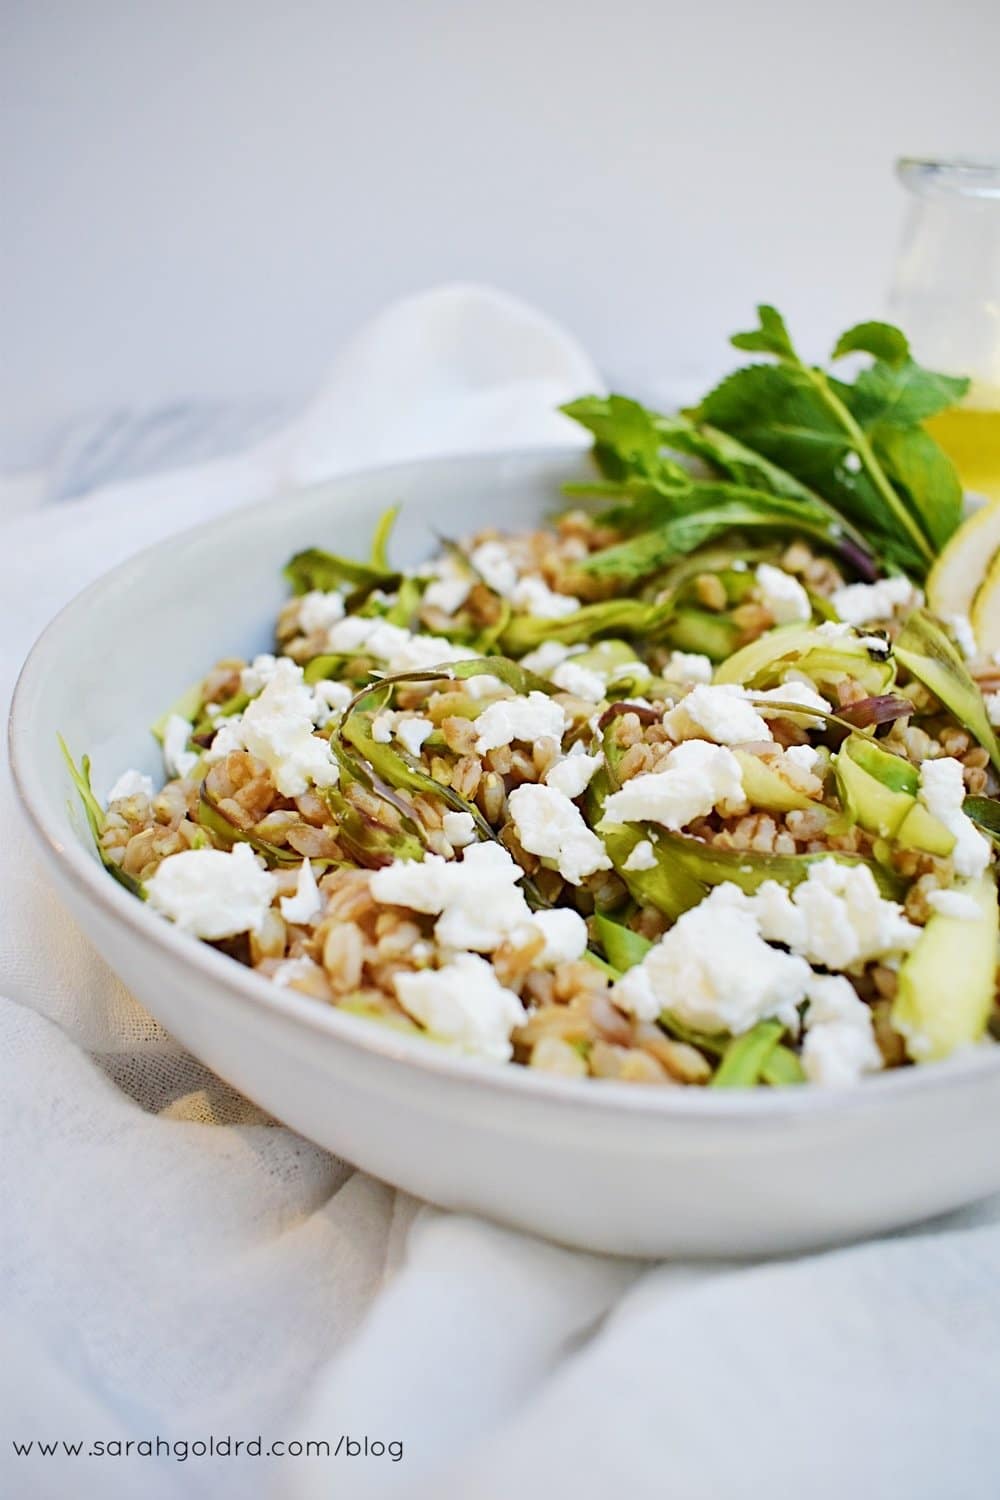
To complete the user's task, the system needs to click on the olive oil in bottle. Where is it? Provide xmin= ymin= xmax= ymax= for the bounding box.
xmin=925 ymin=395 xmax=1000 ymax=502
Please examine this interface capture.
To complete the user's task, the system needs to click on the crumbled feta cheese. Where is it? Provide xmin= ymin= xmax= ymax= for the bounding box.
xmin=918 ymin=757 xmax=990 ymax=878
xmin=801 ymin=974 xmax=883 ymax=1088
xmin=106 ymin=768 xmax=154 ymax=805
xmin=943 ymin=611 xmax=979 ymax=661
xmin=520 ymin=641 xmax=576 ymax=675
xmin=371 ymin=842 xmax=535 ymax=952
xmin=926 ymin=887 xmax=983 ymax=920
xmin=662 ymin=684 xmax=772 ymax=745
xmin=784 ymin=745 xmax=820 ymax=773
xmin=842 ymin=450 xmax=862 ymax=474
xmin=162 ymin=714 xmax=199 ymax=780
xmin=613 ymin=885 xmax=812 ymax=1030
xmin=394 ymin=953 xmax=526 ymax=1062
xmin=325 ymin=616 xmax=475 ymax=676
xmin=602 ymin=741 xmax=747 ymax=831
xmin=623 ymin=839 xmax=658 ymax=872
xmin=507 ymin=783 xmax=612 ymax=885
xmin=474 ymin=692 xmax=567 ymax=754
xmin=742 ymin=860 xmax=920 ymax=971
xmin=422 ymin=554 xmax=473 ymax=615
xmin=816 ymin=621 xmax=853 ymax=640
xmin=511 ymin=574 xmax=581 ymax=618
xmin=464 ymin=673 xmax=510 ymax=700
xmin=551 ymin=660 xmax=607 ymax=703
xmin=240 ymin=653 xmax=281 ymax=696
xmin=665 ymin=651 xmax=714 ymax=685
xmin=396 ymin=716 xmax=434 ymax=757
xmin=310 ymin=679 xmax=353 ymax=728
xmin=544 ymin=745 xmax=603 ymax=799
xmin=371 ymin=711 xmax=394 ymax=744
xmin=753 ymin=680 xmax=832 ymax=726
xmin=204 ymin=714 xmax=245 ymax=764
xmin=280 ymin=860 xmax=323 ymax=925
xmin=387 ymin=632 xmax=476 ymax=675
xmin=529 ymin=908 xmax=589 ymax=965
xmin=830 ymin=576 xmax=917 ymax=626
xmin=441 ymin=810 xmax=476 ymax=848
xmin=237 ymin=658 xmax=339 ymax=796
xmin=985 ymin=691 xmax=1000 ymax=728
xmin=298 ymin=589 xmax=345 ymax=636
xmin=470 ymin=539 xmax=519 ymax=597
xmin=146 ymin=843 xmax=276 ymax=939
xmin=755 ymin=563 xmax=811 ymax=624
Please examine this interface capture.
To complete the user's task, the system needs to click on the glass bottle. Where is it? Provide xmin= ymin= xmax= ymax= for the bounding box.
xmin=888 ymin=158 xmax=1000 ymax=501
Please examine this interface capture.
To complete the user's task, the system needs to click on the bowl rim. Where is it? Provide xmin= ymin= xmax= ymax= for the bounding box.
xmin=10 ymin=445 xmax=1000 ymax=1126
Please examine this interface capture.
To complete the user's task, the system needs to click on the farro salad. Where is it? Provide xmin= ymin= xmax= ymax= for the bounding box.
xmin=66 ymin=308 xmax=1000 ymax=1089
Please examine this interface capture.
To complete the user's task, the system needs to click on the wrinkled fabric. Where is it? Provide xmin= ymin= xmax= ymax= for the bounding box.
xmin=2 ymin=285 xmax=998 ymax=1500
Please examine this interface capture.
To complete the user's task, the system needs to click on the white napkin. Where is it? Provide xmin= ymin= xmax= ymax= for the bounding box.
xmin=2 ymin=284 xmax=999 ymax=1500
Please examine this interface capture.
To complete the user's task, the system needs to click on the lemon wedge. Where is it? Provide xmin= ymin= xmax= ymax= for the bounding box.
xmin=926 ymin=499 xmax=1000 ymax=620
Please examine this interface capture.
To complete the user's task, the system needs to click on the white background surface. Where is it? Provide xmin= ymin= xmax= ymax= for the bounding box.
xmin=4 ymin=0 xmax=999 ymax=467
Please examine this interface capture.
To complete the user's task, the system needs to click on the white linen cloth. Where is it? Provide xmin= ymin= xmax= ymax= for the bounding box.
xmin=2 ymin=284 xmax=998 ymax=1500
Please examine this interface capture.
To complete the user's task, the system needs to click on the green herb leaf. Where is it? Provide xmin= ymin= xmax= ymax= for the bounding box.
xmin=832 ymin=321 xmax=910 ymax=367
xmin=730 ymin=304 xmax=797 ymax=359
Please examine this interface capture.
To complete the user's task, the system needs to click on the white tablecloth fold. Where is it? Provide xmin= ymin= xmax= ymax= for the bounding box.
xmin=2 ymin=284 xmax=998 ymax=1500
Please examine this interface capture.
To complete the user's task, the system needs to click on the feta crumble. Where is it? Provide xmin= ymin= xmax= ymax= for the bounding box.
xmin=801 ymin=974 xmax=883 ymax=1088
xmin=830 ymin=576 xmax=917 ymax=627
xmin=662 ymin=684 xmax=772 ymax=745
xmin=395 ymin=716 xmax=434 ymax=757
xmin=106 ymin=768 xmax=154 ymax=804
xmin=371 ymin=712 xmax=394 ymax=744
xmin=422 ymin=554 xmax=473 ymax=615
xmin=918 ymin=757 xmax=990 ymax=878
xmin=507 ymin=783 xmax=613 ymax=885
xmin=473 ymin=692 xmax=567 ymax=755
xmin=441 ymin=810 xmax=476 ymax=849
xmin=550 ymin=660 xmax=607 ymax=703
xmin=234 ymin=657 xmax=339 ymax=797
xmin=394 ymin=953 xmax=526 ymax=1062
xmin=240 ymin=653 xmax=281 ymax=696
xmin=544 ymin=745 xmax=603 ymax=799
xmin=602 ymin=741 xmax=747 ymax=831
xmin=529 ymin=908 xmax=589 ymax=965
xmin=519 ymin=640 xmax=576 ymax=676
xmin=665 ymin=651 xmax=714 ymax=685
xmin=755 ymin=563 xmax=811 ymax=624
xmin=942 ymin=611 xmax=978 ymax=661
xmin=613 ymin=885 xmax=812 ymax=1031
xmin=736 ymin=860 xmax=920 ymax=972
xmin=469 ymin=540 xmax=519 ymax=598
xmin=146 ymin=843 xmax=277 ymax=939
xmin=162 ymin=714 xmax=199 ymax=780
xmin=622 ymin=839 xmax=658 ymax=872
xmin=512 ymin=575 xmax=581 ymax=618
xmin=371 ymin=842 xmax=535 ymax=952
xmin=280 ymin=860 xmax=323 ymax=925
xmin=298 ymin=589 xmax=346 ymax=636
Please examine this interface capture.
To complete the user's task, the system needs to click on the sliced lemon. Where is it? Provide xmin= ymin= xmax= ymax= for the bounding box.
xmin=926 ymin=499 xmax=1000 ymax=620
xmin=971 ymin=547 xmax=1000 ymax=655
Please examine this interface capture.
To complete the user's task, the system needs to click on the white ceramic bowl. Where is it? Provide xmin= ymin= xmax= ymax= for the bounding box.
xmin=11 ymin=449 xmax=1000 ymax=1257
